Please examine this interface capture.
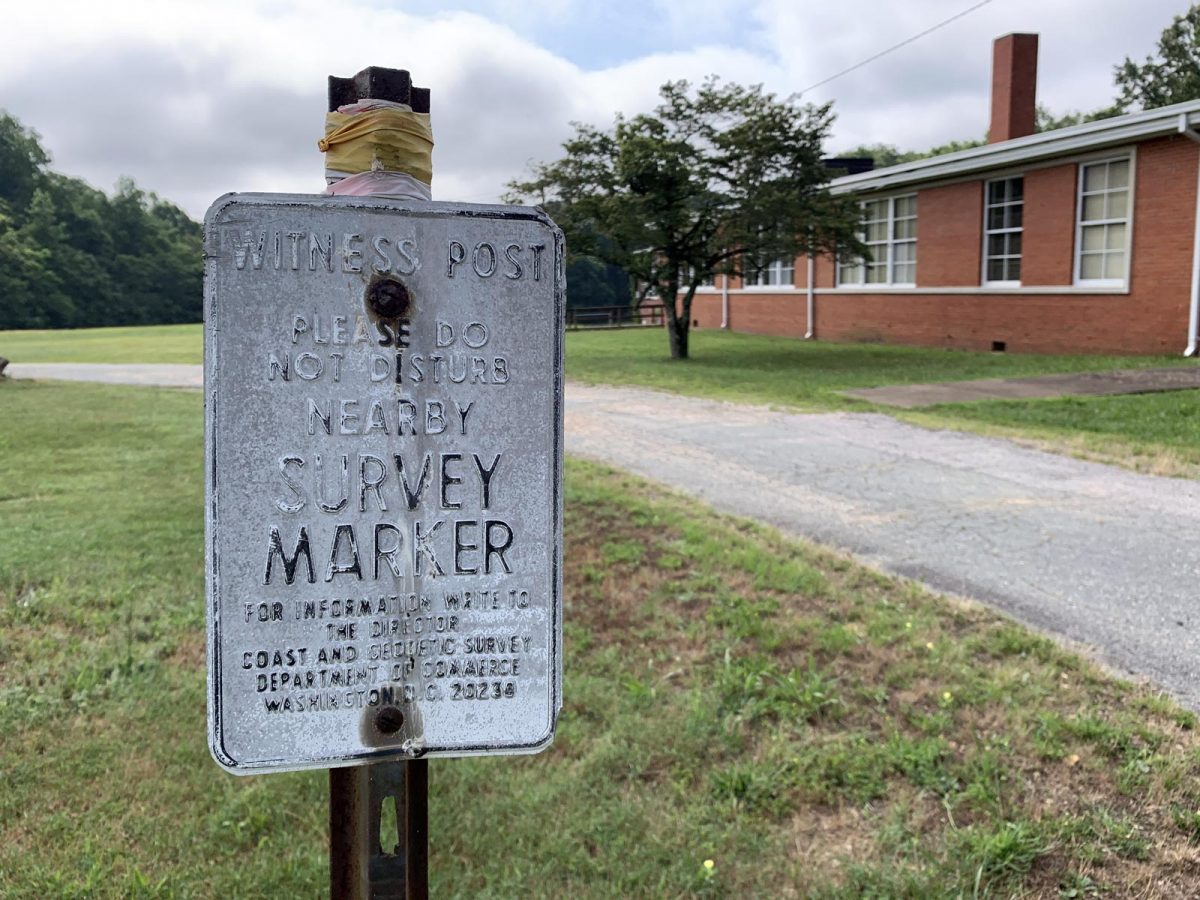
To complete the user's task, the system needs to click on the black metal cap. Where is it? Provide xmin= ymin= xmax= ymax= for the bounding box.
xmin=327 ymin=67 xmax=430 ymax=113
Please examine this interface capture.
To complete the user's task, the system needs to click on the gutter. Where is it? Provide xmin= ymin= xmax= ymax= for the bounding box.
xmin=1180 ymin=112 xmax=1200 ymax=357
xmin=831 ymin=97 xmax=1200 ymax=196
xmin=805 ymin=254 xmax=815 ymax=339
xmin=720 ymin=274 xmax=730 ymax=329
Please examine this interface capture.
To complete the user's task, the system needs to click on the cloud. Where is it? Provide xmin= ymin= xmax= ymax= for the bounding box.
xmin=0 ymin=0 xmax=1190 ymax=219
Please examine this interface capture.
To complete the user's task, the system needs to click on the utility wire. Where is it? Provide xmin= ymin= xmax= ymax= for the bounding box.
xmin=800 ymin=0 xmax=995 ymax=95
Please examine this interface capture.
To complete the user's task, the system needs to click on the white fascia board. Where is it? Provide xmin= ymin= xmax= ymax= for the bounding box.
xmin=829 ymin=100 xmax=1200 ymax=195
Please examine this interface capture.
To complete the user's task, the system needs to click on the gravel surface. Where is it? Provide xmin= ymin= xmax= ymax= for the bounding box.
xmin=567 ymin=383 xmax=1200 ymax=709
xmin=6 ymin=363 xmax=202 ymax=388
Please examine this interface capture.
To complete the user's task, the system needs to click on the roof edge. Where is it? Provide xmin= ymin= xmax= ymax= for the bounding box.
xmin=829 ymin=98 xmax=1200 ymax=195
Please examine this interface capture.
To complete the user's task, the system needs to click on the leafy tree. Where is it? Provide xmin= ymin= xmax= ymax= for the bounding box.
xmin=0 ymin=110 xmax=201 ymax=330
xmin=1115 ymin=5 xmax=1200 ymax=111
xmin=838 ymin=135 xmax=987 ymax=168
xmin=508 ymin=78 xmax=863 ymax=359
xmin=0 ymin=113 xmax=49 ymax=217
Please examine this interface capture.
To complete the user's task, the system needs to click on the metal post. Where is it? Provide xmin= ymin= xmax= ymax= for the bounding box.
xmin=324 ymin=66 xmax=432 ymax=900
xmin=330 ymin=761 xmax=428 ymax=900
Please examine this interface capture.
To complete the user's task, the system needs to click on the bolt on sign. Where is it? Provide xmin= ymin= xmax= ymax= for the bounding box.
xmin=204 ymin=194 xmax=563 ymax=773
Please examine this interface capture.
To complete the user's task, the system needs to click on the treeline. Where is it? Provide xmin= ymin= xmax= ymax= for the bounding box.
xmin=0 ymin=112 xmax=201 ymax=330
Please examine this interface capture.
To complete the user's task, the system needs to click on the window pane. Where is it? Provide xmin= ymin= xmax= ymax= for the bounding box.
xmin=1106 ymin=223 xmax=1126 ymax=250
xmin=1010 ymin=178 xmax=1024 ymax=200
xmin=866 ymin=221 xmax=887 ymax=242
xmin=1108 ymin=159 xmax=1130 ymax=189
xmin=1007 ymin=204 xmax=1023 ymax=229
xmin=1080 ymin=253 xmax=1104 ymax=279
xmin=987 ymin=206 xmax=1005 ymax=230
xmin=1081 ymin=225 xmax=1105 ymax=252
xmin=894 ymin=195 xmax=917 ymax=217
xmin=987 ymin=258 xmax=1006 ymax=281
xmin=1106 ymin=190 xmax=1128 ymax=219
xmin=1082 ymin=194 xmax=1105 ymax=221
xmin=988 ymin=233 xmax=1006 ymax=256
xmin=1007 ymin=232 xmax=1022 ymax=255
xmin=1104 ymin=251 xmax=1126 ymax=280
xmin=1083 ymin=163 xmax=1106 ymax=192
xmin=864 ymin=199 xmax=887 ymax=219
xmin=988 ymin=181 xmax=1005 ymax=204
xmin=1007 ymin=258 xmax=1021 ymax=281
xmin=893 ymin=217 xmax=916 ymax=240
xmin=866 ymin=264 xmax=887 ymax=284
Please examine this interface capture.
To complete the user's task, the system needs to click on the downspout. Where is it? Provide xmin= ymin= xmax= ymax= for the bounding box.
xmin=1179 ymin=112 xmax=1200 ymax=356
xmin=804 ymin=254 xmax=815 ymax=339
xmin=720 ymin=273 xmax=730 ymax=329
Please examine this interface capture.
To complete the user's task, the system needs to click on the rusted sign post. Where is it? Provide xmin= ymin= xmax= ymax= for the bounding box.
xmin=203 ymin=68 xmax=563 ymax=899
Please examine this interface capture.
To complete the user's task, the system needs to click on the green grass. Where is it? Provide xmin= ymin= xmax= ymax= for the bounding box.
xmin=566 ymin=329 xmax=1192 ymax=411
xmin=916 ymin=391 xmax=1200 ymax=474
xmin=6 ymin=379 xmax=1200 ymax=896
xmin=0 ymin=323 xmax=202 ymax=364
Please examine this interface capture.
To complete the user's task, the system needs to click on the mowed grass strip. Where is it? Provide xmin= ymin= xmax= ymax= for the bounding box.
xmin=5 ymin=381 xmax=1200 ymax=896
xmin=0 ymin=323 xmax=203 ymax=364
xmin=908 ymin=390 xmax=1200 ymax=478
xmin=566 ymin=328 xmax=1191 ymax=410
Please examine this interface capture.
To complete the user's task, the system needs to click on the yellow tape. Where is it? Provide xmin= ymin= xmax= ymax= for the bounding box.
xmin=318 ymin=108 xmax=434 ymax=186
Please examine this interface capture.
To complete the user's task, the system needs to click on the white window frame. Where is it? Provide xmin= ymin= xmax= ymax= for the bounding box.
xmin=836 ymin=193 xmax=917 ymax=288
xmin=1074 ymin=154 xmax=1134 ymax=288
xmin=744 ymin=256 xmax=796 ymax=290
xmin=982 ymin=176 xmax=1024 ymax=287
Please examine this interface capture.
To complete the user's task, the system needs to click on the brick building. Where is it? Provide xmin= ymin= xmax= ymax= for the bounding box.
xmin=689 ymin=33 xmax=1200 ymax=355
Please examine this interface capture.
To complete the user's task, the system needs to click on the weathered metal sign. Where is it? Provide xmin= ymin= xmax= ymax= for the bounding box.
xmin=203 ymin=194 xmax=563 ymax=773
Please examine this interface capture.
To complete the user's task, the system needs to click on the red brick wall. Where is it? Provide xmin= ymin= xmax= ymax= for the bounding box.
xmin=681 ymin=136 xmax=1199 ymax=355
xmin=1023 ymin=163 xmax=1077 ymax=285
xmin=917 ymin=181 xmax=983 ymax=287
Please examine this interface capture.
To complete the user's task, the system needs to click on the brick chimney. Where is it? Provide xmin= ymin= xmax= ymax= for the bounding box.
xmin=989 ymin=33 xmax=1038 ymax=143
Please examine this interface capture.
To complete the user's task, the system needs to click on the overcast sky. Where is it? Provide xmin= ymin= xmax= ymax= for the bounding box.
xmin=0 ymin=0 xmax=1188 ymax=219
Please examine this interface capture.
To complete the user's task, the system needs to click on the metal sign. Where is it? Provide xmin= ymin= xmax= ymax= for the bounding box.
xmin=203 ymin=194 xmax=563 ymax=773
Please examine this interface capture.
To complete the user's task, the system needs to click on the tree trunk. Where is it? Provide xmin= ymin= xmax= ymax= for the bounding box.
xmin=667 ymin=315 xmax=689 ymax=359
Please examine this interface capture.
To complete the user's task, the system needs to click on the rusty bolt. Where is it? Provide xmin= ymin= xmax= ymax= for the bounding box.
xmin=376 ymin=706 xmax=405 ymax=734
xmin=366 ymin=277 xmax=411 ymax=319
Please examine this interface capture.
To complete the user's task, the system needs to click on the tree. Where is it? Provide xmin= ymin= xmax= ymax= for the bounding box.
xmin=1115 ymin=5 xmax=1200 ymax=111
xmin=839 ymin=135 xmax=986 ymax=168
xmin=507 ymin=79 xmax=864 ymax=359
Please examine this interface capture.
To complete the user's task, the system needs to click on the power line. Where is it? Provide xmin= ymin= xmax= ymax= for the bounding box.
xmin=800 ymin=0 xmax=995 ymax=96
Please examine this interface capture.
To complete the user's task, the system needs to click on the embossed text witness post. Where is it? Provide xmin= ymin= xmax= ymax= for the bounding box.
xmin=202 ymin=66 xmax=564 ymax=899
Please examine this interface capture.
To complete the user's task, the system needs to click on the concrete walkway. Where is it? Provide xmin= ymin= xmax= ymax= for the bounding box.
xmin=566 ymin=384 xmax=1200 ymax=710
xmin=843 ymin=365 xmax=1200 ymax=408
xmin=9 ymin=362 xmax=1200 ymax=708
xmin=5 ymin=362 xmax=202 ymax=388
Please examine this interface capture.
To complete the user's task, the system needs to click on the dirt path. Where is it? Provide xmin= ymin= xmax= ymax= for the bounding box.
xmin=566 ymin=383 xmax=1200 ymax=710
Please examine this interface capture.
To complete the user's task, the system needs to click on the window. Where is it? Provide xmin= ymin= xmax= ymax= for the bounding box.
xmin=837 ymin=194 xmax=917 ymax=286
xmin=984 ymin=177 xmax=1023 ymax=284
xmin=1076 ymin=157 xmax=1130 ymax=285
xmin=747 ymin=257 xmax=795 ymax=287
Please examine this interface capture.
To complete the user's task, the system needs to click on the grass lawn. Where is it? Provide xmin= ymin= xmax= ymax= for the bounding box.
xmin=910 ymin=391 xmax=1200 ymax=478
xmin=0 ymin=323 xmax=203 ymax=364
xmin=566 ymin=328 xmax=1193 ymax=410
xmin=5 ymin=380 xmax=1200 ymax=897
xmin=5 ymin=322 xmax=1198 ymax=473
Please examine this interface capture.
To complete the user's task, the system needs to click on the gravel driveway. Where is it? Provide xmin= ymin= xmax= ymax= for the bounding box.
xmin=566 ymin=384 xmax=1200 ymax=710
